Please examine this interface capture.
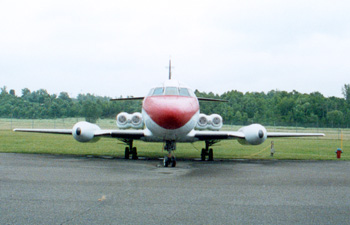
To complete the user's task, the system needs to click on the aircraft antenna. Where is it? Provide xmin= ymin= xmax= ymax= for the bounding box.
xmin=166 ymin=58 xmax=174 ymax=80
xmin=169 ymin=59 xmax=172 ymax=80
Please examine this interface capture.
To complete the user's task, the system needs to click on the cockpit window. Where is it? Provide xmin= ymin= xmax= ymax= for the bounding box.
xmin=147 ymin=88 xmax=154 ymax=96
xmin=179 ymin=88 xmax=190 ymax=97
xmin=165 ymin=87 xmax=179 ymax=95
xmin=150 ymin=86 xmax=193 ymax=97
xmin=152 ymin=87 xmax=164 ymax=96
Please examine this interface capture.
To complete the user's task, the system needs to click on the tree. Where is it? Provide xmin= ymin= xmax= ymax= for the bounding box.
xmin=233 ymin=111 xmax=243 ymax=124
xmin=22 ymin=88 xmax=31 ymax=98
xmin=9 ymin=89 xmax=16 ymax=96
xmin=1 ymin=85 xmax=349 ymax=127
xmin=277 ymin=97 xmax=295 ymax=122
xmin=81 ymin=100 xmax=102 ymax=123
xmin=342 ymin=84 xmax=350 ymax=104
xmin=0 ymin=86 xmax=8 ymax=95
xmin=58 ymin=92 xmax=72 ymax=102
xmin=327 ymin=110 xmax=344 ymax=127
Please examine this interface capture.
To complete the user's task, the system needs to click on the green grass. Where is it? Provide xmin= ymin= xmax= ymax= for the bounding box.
xmin=0 ymin=118 xmax=349 ymax=160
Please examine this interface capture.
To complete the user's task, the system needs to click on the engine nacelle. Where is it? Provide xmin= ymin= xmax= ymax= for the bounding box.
xmin=72 ymin=121 xmax=101 ymax=143
xmin=196 ymin=114 xmax=223 ymax=131
xmin=116 ymin=112 xmax=144 ymax=129
xmin=237 ymin=124 xmax=267 ymax=145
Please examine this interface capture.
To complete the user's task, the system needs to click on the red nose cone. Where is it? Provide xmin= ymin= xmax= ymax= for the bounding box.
xmin=143 ymin=96 xmax=199 ymax=129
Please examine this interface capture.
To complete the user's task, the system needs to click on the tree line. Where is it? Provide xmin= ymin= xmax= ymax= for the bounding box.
xmin=1 ymin=85 xmax=350 ymax=127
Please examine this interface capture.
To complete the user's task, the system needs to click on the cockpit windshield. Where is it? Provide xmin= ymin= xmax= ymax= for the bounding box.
xmin=165 ymin=87 xmax=179 ymax=95
xmin=179 ymin=88 xmax=190 ymax=97
xmin=152 ymin=87 xmax=164 ymax=96
xmin=150 ymin=86 xmax=193 ymax=97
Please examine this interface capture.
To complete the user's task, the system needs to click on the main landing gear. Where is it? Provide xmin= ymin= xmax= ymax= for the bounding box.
xmin=163 ymin=140 xmax=177 ymax=167
xmin=124 ymin=140 xmax=138 ymax=160
xmin=122 ymin=139 xmax=216 ymax=166
xmin=201 ymin=140 xmax=216 ymax=161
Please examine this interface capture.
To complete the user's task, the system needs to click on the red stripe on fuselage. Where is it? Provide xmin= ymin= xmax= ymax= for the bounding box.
xmin=143 ymin=96 xmax=199 ymax=130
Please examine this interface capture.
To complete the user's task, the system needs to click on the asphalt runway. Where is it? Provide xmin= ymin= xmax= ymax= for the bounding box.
xmin=1 ymin=153 xmax=349 ymax=225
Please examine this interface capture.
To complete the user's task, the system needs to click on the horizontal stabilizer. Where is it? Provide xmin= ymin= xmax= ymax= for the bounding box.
xmin=197 ymin=97 xmax=228 ymax=102
xmin=110 ymin=97 xmax=144 ymax=101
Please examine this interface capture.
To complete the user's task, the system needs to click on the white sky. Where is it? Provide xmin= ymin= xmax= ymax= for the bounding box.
xmin=1 ymin=0 xmax=349 ymax=98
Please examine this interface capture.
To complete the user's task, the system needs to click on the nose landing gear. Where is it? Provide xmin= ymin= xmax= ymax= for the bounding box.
xmin=163 ymin=140 xmax=177 ymax=167
xmin=163 ymin=155 xmax=176 ymax=167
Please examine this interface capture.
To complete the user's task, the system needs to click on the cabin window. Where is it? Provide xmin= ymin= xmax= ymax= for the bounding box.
xmin=179 ymin=88 xmax=190 ymax=97
xmin=152 ymin=87 xmax=164 ymax=96
xmin=165 ymin=87 xmax=179 ymax=95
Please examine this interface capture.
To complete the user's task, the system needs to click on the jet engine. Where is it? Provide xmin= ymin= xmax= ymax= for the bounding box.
xmin=72 ymin=121 xmax=101 ymax=143
xmin=196 ymin=114 xmax=223 ymax=131
xmin=237 ymin=124 xmax=267 ymax=145
xmin=116 ymin=112 xmax=144 ymax=129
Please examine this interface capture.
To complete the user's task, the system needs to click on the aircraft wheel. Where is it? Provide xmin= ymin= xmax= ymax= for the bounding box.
xmin=131 ymin=147 xmax=138 ymax=160
xmin=201 ymin=148 xmax=206 ymax=161
xmin=125 ymin=147 xmax=130 ymax=159
xmin=163 ymin=156 xmax=169 ymax=167
xmin=171 ymin=156 xmax=176 ymax=167
xmin=208 ymin=148 xmax=214 ymax=161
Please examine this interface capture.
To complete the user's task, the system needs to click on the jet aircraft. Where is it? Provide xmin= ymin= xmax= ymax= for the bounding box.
xmin=15 ymin=62 xmax=324 ymax=167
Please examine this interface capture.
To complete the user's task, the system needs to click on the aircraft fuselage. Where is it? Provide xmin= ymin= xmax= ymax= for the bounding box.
xmin=141 ymin=80 xmax=200 ymax=142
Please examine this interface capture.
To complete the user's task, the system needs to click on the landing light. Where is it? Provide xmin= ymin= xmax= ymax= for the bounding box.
xmin=76 ymin=127 xmax=81 ymax=136
xmin=259 ymin=130 xmax=264 ymax=138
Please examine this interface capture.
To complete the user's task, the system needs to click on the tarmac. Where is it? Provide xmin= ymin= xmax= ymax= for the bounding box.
xmin=1 ymin=153 xmax=349 ymax=225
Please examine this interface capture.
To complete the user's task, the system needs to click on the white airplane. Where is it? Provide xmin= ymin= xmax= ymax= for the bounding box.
xmin=15 ymin=62 xmax=324 ymax=167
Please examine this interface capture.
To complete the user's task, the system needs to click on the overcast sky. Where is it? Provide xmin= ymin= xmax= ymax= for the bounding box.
xmin=1 ymin=0 xmax=349 ymax=98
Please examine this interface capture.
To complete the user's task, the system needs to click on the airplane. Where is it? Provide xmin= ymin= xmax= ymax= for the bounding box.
xmin=14 ymin=61 xmax=325 ymax=167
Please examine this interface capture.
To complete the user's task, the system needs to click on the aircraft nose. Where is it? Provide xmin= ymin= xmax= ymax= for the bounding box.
xmin=153 ymin=105 xmax=189 ymax=129
xmin=144 ymin=96 xmax=199 ymax=130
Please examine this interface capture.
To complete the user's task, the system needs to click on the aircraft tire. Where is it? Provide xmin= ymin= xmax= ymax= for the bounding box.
xmin=125 ymin=147 xmax=130 ymax=159
xmin=201 ymin=149 xmax=206 ymax=161
xmin=163 ymin=156 xmax=169 ymax=167
xmin=171 ymin=156 xmax=176 ymax=167
xmin=208 ymin=148 xmax=214 ymax=161
xmin=132 ymin=147 xmax=138 ymax=160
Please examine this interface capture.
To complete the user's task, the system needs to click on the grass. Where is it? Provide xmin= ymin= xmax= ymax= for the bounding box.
xmin=0 ymin=118 xmax=349 ymax=160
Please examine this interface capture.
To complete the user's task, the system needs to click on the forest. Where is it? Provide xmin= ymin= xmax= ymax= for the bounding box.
xmin=1 ymin=85 xmax=350 ymax=128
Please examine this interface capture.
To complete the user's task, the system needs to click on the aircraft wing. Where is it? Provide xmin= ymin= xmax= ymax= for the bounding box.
xmin=193 ymin=131 xmax=245 ymax=140
xmin=14 ymin=128 xmax=146 ymax=140
xmin=13 ymin=129 xmax=72 ymax=134
xmin=192 ymin=130 xmax=324 ymax=141
xmin=94 ymin=129 xmax=146 ymax=139
xmin=266 ymin=132 xmax=325 ymax=137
